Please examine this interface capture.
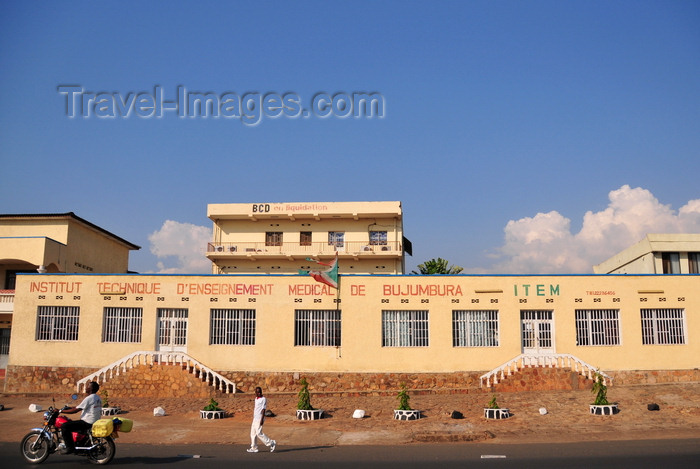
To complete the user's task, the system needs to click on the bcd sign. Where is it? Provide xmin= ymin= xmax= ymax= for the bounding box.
xmin=252 ymin=204 xmax=270 ymax=213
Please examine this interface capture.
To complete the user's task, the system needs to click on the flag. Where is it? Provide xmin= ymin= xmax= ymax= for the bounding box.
xmin=299 ymin=253 xmax=339 ymax=289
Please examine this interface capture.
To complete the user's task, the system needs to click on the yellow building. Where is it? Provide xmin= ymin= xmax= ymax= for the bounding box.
xmin=5 ymin=271 xmax=699 ymax=395
xmin=594 ymin=234 xmax=700 ymax=274
xmin=206 ymin=201 xmax=410 ymax=275
xmin=0 ymin=213 xmax=139 ymax=374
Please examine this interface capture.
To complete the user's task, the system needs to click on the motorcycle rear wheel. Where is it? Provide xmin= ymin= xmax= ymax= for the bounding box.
xmin=87 ymin=436 xmax=115 ymax=465
xmin=20 ymin=430 xmax=50 ymax=464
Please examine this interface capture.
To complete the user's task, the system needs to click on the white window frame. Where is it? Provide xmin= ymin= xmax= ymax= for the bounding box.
xmin=382 ymin=310 xmax=429 ymax=347
xmin=369 ymin=230 xmax=388 ymax=245
xmin=641 ymin=308 xmax=686 ymax=345
xmin=328 ymin=231 xmax=345 ymax=248
xmin=210 ymin=309 xmax=256 ymax=345
xmin=575 ymin=309 xmax=620 ymax=346
xmin=294 ymin=309 xmax=341 ymax=346
xmin=36 ymin=306 xmax=80 ymax=341
xmin=452 ymin=310 xmax=499 ymax=347
xmin=102 ymin=307 xmax=143 ymax=343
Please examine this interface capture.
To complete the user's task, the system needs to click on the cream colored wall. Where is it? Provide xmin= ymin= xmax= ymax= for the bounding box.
xmin=0 ymin=219 xmax=69 ymax=244
xmin=65 ymin=221 xmax=131 ymax=273
xmin=10 ymin=273 xmax=699 ymax=373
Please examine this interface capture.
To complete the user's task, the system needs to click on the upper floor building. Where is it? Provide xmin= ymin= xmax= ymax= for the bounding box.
xmin=206 ymin=201 xmax=411 ymax=274
xmin=593 ymin=234 xmax=700 ymax=274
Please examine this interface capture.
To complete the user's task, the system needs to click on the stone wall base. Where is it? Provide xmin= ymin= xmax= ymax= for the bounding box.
xmin=4 ymin=365 xmax=700 ymax=397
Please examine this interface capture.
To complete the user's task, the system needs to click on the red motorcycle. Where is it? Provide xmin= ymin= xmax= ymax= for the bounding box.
xmin=20 ymin=402 xmax=116 ymax=465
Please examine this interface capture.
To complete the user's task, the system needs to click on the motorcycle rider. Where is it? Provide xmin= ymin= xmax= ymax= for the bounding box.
xmin=59 ymin=381 xmax=102 ymax=454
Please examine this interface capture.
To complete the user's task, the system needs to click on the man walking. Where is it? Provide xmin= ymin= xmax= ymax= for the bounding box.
xmin=247 ymin=386 xmax=276 ymax=453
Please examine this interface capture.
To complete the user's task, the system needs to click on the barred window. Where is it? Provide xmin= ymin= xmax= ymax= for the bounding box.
xmin=641 ymin=308 xmax=686 ymax=345
xmin=210 ymin=309 xmax=256 ymax=345
xmin=36 ymin=306 xmax=80 ymax=341
xmin=452 ymin=310 xmax=498 ymax=347
xmin=0 ymin=328 xmax=10 ymax=355
xmin=575 ymin=309 xmax=620 ymax=346
xmin=294 ymin=309 xmax=341 ymax=346
xmin=102 ymin=307 xmax=143 ymax=343
xmin=382 ymin=310 xmax=429 ymax=347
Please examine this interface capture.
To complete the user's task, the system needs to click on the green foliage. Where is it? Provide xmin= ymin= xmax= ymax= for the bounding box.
xmin=591 ymin=372 xmax=610 ymax=406
xmin=411 ymin=258 xmax=464 ymax=275
xmin=397 ymin=383 xmax=411 ymax=411
xmin=297 ymin=377 xmax=314 ymax=410
xmin=487 ymin=395 xmax=500 ymax=409
xmin=101 ymin=390 xmax=109 ymax=407
xmin=203 ymin=398 xmax=221 ymax=411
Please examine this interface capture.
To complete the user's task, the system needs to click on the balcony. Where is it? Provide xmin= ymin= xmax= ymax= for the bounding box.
xmin=0 ymin=290 xmax=14 ymax=313
xmin=206 ymin=241 xmax=402 ymax=260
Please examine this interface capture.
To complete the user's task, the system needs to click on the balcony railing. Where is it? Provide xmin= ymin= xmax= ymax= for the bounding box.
xmin=0 ymin=290 xmax=14 ymax=313
xmin=207 ymin=241 xmax=402 ymax=257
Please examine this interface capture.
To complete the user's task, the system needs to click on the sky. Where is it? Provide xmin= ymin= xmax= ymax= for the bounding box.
xmin=1 ymin=1 xmax=698 ymax=275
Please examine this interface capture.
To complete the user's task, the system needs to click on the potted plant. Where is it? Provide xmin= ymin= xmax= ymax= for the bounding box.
xmin=100 ymin=390 xmax=121 ymax=416
xmin=296 ymin=377 xmax=323 ymax=420
xmin=483 ymin=394 xmax=510 ymax=419
xmin=393 ymin=383 xmax=421 ymax=420
xmin=200 ymin=397 xmax=226 ymax=419
xmin=589 ymin=372 xmax=618 ymax=415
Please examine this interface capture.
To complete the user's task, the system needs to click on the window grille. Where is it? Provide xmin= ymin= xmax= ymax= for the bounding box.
xmin=452 ymin=310 xmax=499 ymax=347
xmin=265 ymin=232 xmax=282 ymax=246
xmin=36 ymin=306 xmax=80 ymax=341
xmin=102 ymin=307 xmax=143 ymax=343
xmin=382 ymin=310 xmax=429 ymax=347
xmin=369 ymin=231 xmax=388 ymax=245
xmin=157 ymin=308 xmax=188 ymax=347
xmin=294 ymin=309 xmax=341 ymax=346
xmin=328 ymin=231 xmax=345 ymax=248
xmin=300 ymin=231 xmax=312 ymax=246
xmin=641 ymin=308 xmax=686 ymax=345
xmin=0 ymin=328 xmax=10 ymax=354
xmin=520 ymin=310 xmax=553 ymax=349
xmin=210 ymin=309 xmax=256 ymax=345
xmin=575 ymin=309 xmax=620 ymax=346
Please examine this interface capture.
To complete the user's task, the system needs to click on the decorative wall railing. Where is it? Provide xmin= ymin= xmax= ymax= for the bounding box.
xmin=0 ymin=290 xmax=14 ymax=313
xmin=479 ymin=353 xmax=613 ymax=388
xmin=76 ymin=351 xmax=236 ymax=394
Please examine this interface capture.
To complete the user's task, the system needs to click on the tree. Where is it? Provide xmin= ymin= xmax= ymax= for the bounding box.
xmin=411 ymin=257 xmax=463 ymax=275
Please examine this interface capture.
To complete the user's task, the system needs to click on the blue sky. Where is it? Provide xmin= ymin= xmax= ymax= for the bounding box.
xmin=1 ymin=1 xmax=698 ymax=274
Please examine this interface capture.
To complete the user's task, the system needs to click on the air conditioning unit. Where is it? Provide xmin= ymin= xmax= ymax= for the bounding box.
xmin=381 ymin=246 xmax=390 ymax=251
xmin=229 ymin=246 xmax=237 ymax=252
xmin=362 ymin=245 xmax=372 ymax=251
xmin=215 ymin=246 xmax=224 ymax=252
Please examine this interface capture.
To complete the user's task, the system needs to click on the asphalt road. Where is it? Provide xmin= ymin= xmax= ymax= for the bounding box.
xmin=4 ymin=439 xmax=700 ymax=468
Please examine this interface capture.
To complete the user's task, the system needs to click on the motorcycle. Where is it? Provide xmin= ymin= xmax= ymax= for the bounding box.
xmin=20 ymin=397 xmax=116 ymax=465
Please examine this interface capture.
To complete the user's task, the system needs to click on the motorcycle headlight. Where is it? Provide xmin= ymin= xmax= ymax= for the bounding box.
xmin=43 ymin=410 xmax=52 ymax=421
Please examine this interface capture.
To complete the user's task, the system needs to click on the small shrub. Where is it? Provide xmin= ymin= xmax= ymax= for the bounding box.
xmin=591 ymin=372 xmax=610 ymax=406
xmin=397 ymin=383 xmax=411 ymax=411
xmin=297 ymin=377 xmax=314 ymax=410
xmin=203 ymin=398 xmax=222 ymax=411
xmin=101 ymin=390 xmax=110 ymax=408
xmin=487 ymin=395 xmax=500 ymax=409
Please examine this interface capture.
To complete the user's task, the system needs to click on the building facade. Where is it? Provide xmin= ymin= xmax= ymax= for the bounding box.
xmin=206 ymin=201 xmax=410 ymax=275
xmin=594 ymin=234 xmax=700 ymax=274
xmin=6 ymin=271 xmax=698 ymax=395
xmin=0 ymin=213 xmax=139 ymax=374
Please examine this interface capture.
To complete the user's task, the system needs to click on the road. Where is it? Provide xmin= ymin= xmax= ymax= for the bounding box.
xmin=4 ymin=439 xmax=700 ymax=468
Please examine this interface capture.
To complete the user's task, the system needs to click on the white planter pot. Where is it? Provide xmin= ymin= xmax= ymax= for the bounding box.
xmin=101 ymin=407 xmax=121 ymax=416
xmin=296 ymin=409 xmax=324 ymax=420
xmin=393 ymin=409 xmax=422 ymax=420
xmin=483 ymin=408 xmax=510 ymax=419
xmin=200 ymin=410 xmax=226 ymax=419
xmin=589 ymin=404 xmax=618 ymax=415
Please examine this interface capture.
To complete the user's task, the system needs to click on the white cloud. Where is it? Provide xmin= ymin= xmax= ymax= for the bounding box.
xmin=148 ymin=220 xmax=212 ymax=274
xmin=482 ymin=185 xmax=700 ymax=274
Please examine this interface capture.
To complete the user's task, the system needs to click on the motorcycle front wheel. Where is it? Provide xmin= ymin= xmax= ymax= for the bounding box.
xmin=20 ymin=430 xmax=51 ymax=464
xmin=87 ymin=436 xmax=115 ymax=465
